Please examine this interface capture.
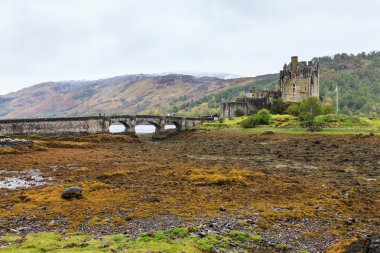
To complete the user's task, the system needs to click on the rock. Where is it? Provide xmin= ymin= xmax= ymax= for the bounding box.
xmin=61 ymin=186 xmax=83 ymax=199
xmin=345 ymin=217 xmax=356 ymax=225
xmin=220 ymin=206 xmax=226 ymax=212
xmin=368 ymin=234 xmax=380 ymax=253
xmin=345 ymin=234 xmax=380 ymax=253
xmin=198 ymin=232 xmax=206 ymax=238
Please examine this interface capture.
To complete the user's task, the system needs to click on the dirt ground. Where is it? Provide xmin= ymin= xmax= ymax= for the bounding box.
xmin=0 ymin=131 xmax=379 ymax=252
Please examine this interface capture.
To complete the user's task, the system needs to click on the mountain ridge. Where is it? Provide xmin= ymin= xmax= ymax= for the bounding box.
xmin=0 ymin=73 xmax=263 ymax=119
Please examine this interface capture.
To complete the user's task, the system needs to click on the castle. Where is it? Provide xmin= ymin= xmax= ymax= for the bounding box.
xmin=220 ymin=56 xmax=320 ymax=118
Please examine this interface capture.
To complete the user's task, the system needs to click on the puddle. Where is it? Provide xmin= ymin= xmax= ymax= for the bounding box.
xmin=0 ymin=169 xmax=52 ymax=189
xmin=0 ymin=138 xmax=32 ymax=147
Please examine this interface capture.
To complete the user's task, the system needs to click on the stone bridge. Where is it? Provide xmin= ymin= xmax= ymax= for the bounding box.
xmin=0 ymin=115 xmax=212 ymax=135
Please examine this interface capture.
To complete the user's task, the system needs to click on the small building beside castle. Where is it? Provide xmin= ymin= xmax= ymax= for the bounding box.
xmin=220 ymin=56 xmax=319 ymax=118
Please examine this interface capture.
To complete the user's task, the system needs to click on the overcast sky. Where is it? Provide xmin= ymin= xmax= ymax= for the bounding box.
xmin=1 ymin=0 xmax=380 ymax=95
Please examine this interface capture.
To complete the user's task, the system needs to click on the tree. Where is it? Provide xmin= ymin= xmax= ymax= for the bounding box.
xmin=321 ymin=98 xmax=335 ymax=114
xmin=298 ymin=96 xmax=323 ymax=123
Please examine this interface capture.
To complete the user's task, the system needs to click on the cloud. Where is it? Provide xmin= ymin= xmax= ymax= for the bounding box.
xmin=0 ymin=0 xmax=380 ymax=95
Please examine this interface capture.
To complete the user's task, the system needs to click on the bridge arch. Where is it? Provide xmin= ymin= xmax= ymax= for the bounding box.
xmin=166 ymin=121 xmax=181 ymax=131
xmin=109 ymin=121 xmax=131 ymax=134
xmin=135 ymin=119 xmax=162 ymax=134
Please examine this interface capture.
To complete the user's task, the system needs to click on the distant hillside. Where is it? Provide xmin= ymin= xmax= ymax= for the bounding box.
xmin=316 ymin=51 xmax=380 ymax=117
xmin=1 ymin=51 xmax=379 ymax=119
xmin=181 ymin=51 xmax=380 ymax=117
xmin=0 ymin=74 xmax=258 ymax=119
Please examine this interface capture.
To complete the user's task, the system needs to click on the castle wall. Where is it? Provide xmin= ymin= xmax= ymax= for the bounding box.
xmin=220 ymin=97 xmax=274 ymax=118
xmin=220 ymin=102 xmax=248 ymax=118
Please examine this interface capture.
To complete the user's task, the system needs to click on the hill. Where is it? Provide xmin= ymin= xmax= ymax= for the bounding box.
xmin=0 ymin=74 xmax=259 ymax=119
xmin=0 ymin=51 xmax=379 ymax=119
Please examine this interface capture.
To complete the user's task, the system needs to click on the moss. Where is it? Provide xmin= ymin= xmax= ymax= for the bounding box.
xmin=275 ymin=243 xmax=289 ymax=251
xmin=168 ymin=228 xmax=189 ymax=238
xmin=187 ymin=168 xmax=260 ymax=186
xmin=0 ymin=147 xmax=19 ymax=154
xmin=154 ymin=232 xmax=167 ymax=240
xmin=228 ymin=230 xmax=262 ymax=243
xmin=196 ymin=233 xmax=230 ymax=251
xmin=21 ymin=232 xmax=62 ymax=251
xmin=0 ymin=234 xmax=22 ymax=242
xmin=88 ymin=215 xmax=109 ymax=226
xmin=125 ymin=237 xmax=199 ymax=253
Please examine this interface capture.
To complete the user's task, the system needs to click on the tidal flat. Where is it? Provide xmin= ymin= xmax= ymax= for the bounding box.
xmin=0 ymin=131 xmax=379 ymax=252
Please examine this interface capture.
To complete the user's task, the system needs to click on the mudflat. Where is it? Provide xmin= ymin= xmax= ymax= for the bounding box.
xmin=0 ymin=131 xmax=379 ymax=252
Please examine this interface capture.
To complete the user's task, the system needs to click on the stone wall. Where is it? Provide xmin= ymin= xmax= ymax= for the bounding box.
xmin=0 ymin=117 xmax=108 ymax=135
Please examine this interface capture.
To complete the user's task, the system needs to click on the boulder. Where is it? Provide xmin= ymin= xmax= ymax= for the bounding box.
xmin=368 ymin=234 xmax=380 ymax=253
xmin=61 ymin=186 xmax=83 ymax=199
xmin=345 ymin=234 xmax=380 ymax=253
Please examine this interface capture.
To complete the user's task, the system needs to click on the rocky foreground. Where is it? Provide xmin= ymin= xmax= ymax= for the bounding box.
xmin=0 ymin=131 xmax=379 ymax=252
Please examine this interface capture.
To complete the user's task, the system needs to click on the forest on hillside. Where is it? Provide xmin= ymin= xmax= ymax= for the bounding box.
xmin=317 ymin=51 xmax=380 ymax=117
xmin=147 ymin=51 xmax=380 ymax=117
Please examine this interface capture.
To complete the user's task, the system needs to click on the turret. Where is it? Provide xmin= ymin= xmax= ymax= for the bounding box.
xmin=291 ymin=56 xmax=298 ymax=72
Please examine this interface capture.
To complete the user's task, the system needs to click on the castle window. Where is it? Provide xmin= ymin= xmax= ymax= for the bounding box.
xmin=292 ymin=83 xmax=296 ymax=93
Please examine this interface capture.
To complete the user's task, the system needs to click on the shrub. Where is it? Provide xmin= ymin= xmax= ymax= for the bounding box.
xmin=241 ymin=109 xmax=272 ymax=128
xmin=286 ymin=103 xmax=300 ymax=116
xmin=270 ymin=98 xmax=288 ymax=114
xmin=255 ymin=109 xmax=272 ymax=124
xmin=234 ymin=108 xmax=245 ymax=117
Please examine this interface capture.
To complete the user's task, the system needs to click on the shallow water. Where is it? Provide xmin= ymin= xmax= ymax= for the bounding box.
xmin=0 ymin=169 xmax=51 ymax=189
xmin=109 ymin=124 xmax=176 ymax=134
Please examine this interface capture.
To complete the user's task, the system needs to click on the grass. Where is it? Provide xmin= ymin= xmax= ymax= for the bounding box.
xmin=0 ymin=229 xmax=264 ymax=253
xmin=197 ymin=114 xmax=380 ymax=135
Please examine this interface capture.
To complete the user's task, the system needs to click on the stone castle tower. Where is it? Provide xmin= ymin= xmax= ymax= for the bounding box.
xmin=219 ymin=56 xmax=320 ymax=118
xmin=277 ymin=56 xmax=320 ymax=102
